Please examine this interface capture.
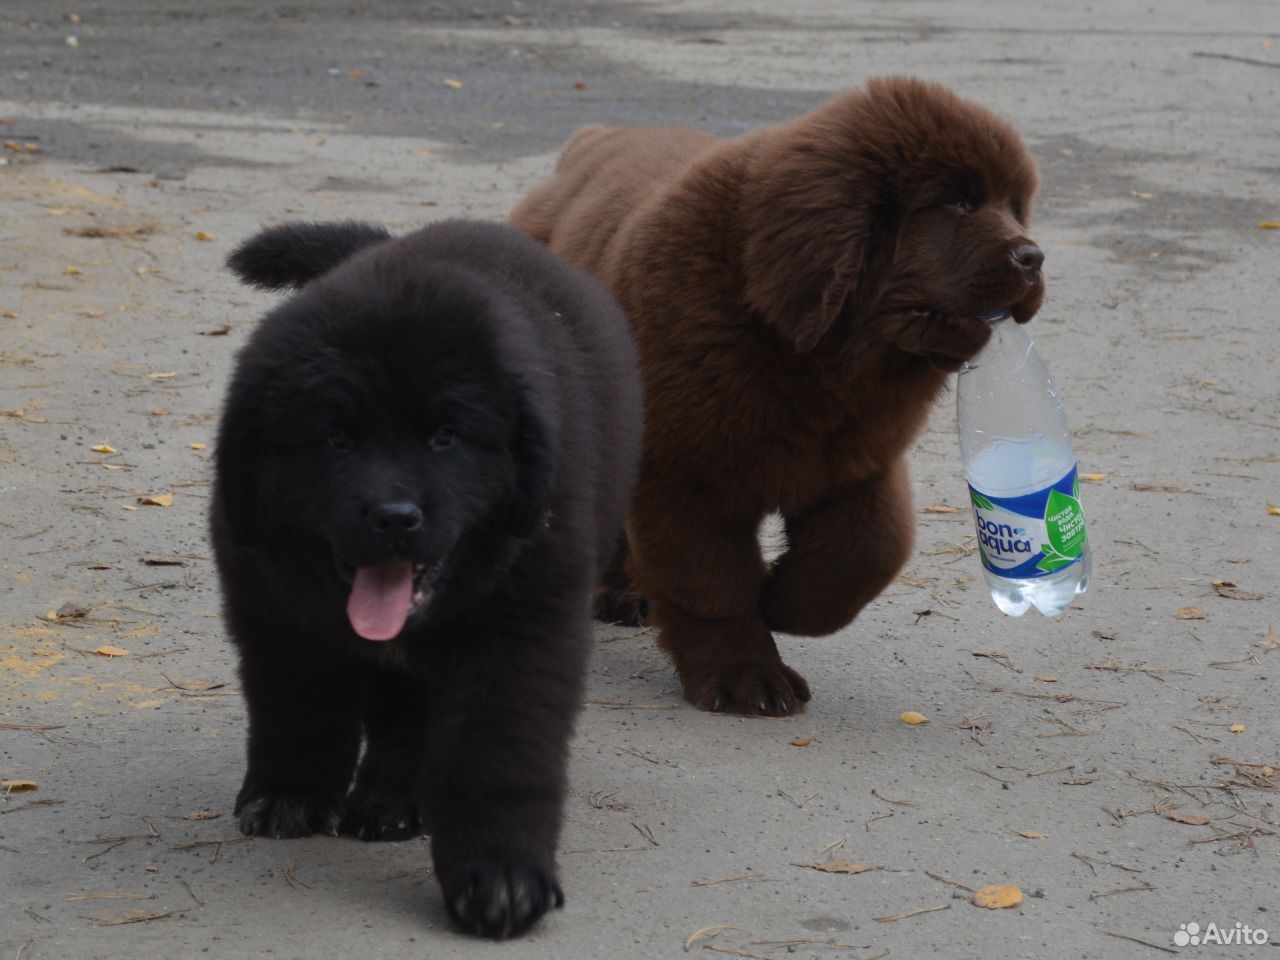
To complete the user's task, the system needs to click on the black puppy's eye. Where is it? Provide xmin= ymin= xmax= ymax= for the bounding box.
xmin=430 ymin=426 xmax=456 ymax=451
xmin=326 ymin=432 xmax=352 ymax=451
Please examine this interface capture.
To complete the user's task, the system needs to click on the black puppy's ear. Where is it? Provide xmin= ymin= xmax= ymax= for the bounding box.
xmin=213 ymin=390 xmax=264 ymax=546
xmin=508 ymin=381 xmax=561 ymax=541
xmin=227 ymin=221 xmax=392 ymax=291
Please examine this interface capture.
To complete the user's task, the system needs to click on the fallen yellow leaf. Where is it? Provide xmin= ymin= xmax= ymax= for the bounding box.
xmin=1259 ymin=220 xmax=1280 ymax=229
xmin=1079 ymin=472 xmax=1107 ymax=482
xmin=1034 ymin=673 xmax=1058 ymax=683
xmin=188 ymin=441 xmax=207 ymax=451
xmin=1 ymin=779 xmax=39 ymax=794
xmin=90 ymin=443 xmax=117 ymax=454
xmin=1268 ymin=505 xmax=1280 ymax=517
xmin=790 ymin=737 xmax=813 ymax=747
xmin=443 ymin=78 xmax=463 ymax=89
xmin=899 ymin=711 xmax=929 ymax=725
xmin=1176 ymin=606 xmax=1206 ymax=620
xmin=194 ymin=231 xmax=215 ymax=242
xmin=137 ymin=493 xmax=174 ymax=507
xmin=923 ymin=504 xmax=959 ymax=514
xmin=1018 ymin=831 xmax=1048 ymax=839
xmin=65 ymin=264 xmax=83 ymax=275
xmin=95 ymin=645 xmax=130 ymax=657
xmin=1229 ymin=723 xmax=1246 ymax=734
xmin=972 ymin=884 xmax=1022 ymax=909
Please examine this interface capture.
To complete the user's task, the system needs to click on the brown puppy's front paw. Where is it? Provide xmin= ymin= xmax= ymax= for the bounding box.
xmin=683 ymin=660 xmax=811 ymax=717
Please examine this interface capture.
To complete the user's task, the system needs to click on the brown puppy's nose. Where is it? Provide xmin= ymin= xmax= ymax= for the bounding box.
xmin=1010 ymin=241 xmax=1044 ymax=276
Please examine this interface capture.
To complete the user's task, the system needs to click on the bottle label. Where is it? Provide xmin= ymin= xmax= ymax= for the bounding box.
xmin=968 ymin=464 xmax=1087 ymax=580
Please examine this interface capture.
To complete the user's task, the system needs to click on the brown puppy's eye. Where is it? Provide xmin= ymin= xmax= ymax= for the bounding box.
xmin=326 ymin=432 xmax=352 ymax=451
xmin=430 ymin=426 xmax=456 ymax=451
xmin=942 ymin=196 xmax=974 ymax=215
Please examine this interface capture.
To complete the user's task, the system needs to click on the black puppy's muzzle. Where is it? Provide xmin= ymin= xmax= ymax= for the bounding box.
xmin=369 ymin=500 xmax=424 ymax=541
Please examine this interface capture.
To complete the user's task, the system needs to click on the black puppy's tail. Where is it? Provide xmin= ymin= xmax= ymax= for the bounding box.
xmin=227 ymin=221 xmax=393 ymax=291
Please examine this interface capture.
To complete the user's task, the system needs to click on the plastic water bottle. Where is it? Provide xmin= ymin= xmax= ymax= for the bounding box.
xmin=956 ymin=313 xmax=1090 ymax=617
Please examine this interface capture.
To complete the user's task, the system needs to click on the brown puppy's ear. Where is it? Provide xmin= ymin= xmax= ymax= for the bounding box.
xmin=740 ymin=130 xmax=888 ymax=353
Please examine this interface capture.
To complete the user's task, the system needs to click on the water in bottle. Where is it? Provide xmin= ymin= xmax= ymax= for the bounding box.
xmin=956 ymin=314 xmax=1090 ymax=617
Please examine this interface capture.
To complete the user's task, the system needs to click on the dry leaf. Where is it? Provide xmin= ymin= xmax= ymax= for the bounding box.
xmin=1079 ymin=472 xmax=1107 ymax=482
xmin=1034 ymin=673 xmax=1058 ymax=683
xmin=137 ymin=493 xmax=174 ymax=507
xmin=1259 ymin=220 xmax=1280 ymax=230
xmin=95 ymin=645 xmax=130 ymax=658
xmin=1165 ymin=810 xmax=1210 ymax=825
xmin=1229 ymin=723 xmax=1246 ymax=734
xmin=2 ymin=779 xmax=39 ymax=794
xmin=148 ymin=371 xmax=177 ymax=380
xmin=1268 ymin=505 xmax=1280 ymax=517
xmin=1176 ymin=607 xmax=1206 ymax=620
xmin=923 ymin=504 xmax=960 ymax=514
xmin=65 ymin=264 xmax=83 ymax=275
xmin=1018 ymin=831 xmax=1048 ymax=839
xmin=573 ymin=80 xmax=588 ymax=90
xmin=790 ymin=737 xmax=813 ymax=747
xmin=188 ymin=442 xmax=207 ymax=451
xmin=972 ymin=884 xmax=1022 ymax=909
xmin=90 ymin=443 xmax=117 ymax=454
xmin=56 ymin=602 xmax=89 ymax=619
xmin=443 ymin=78 xmax=463 ymax=89
xmin=899 ymin=711 xmax=929 ymax=725
xmin=194 ymin=231 xmax=215 ymax=242
xmin=198 ymin=324 xmax=232 ymax=336
xmin=2 ymin=310 xmax=17 ymax=319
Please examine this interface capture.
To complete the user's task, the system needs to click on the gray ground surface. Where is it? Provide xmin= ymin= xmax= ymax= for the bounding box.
xmin=2 ymin=2 xmax=1277 ymax=958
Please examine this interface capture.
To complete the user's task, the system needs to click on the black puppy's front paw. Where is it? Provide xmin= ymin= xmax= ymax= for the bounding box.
xmin=339 ymin=785 xmax=427 ymax=841
xmin=438 ymin=856 xmax=564 ymax=939
xmin=235 ymin=782 xmax=343 ymax=839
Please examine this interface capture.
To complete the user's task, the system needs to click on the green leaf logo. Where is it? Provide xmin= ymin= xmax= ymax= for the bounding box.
xmin=1044 ymin=488 xmax=1086 ymax=558
xmin=1037 ymin=543 xmax=1077 ymax=573
xmin=971 ymin=491 xmax=996 ymax=512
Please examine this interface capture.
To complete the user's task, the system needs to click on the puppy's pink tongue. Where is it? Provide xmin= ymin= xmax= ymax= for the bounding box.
xmin=347 ymin=561 xmax=414 ymax=641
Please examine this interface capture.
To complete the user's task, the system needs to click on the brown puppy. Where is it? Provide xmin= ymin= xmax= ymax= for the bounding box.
xmin=510 ymin=76 xmax=1045 ymax=716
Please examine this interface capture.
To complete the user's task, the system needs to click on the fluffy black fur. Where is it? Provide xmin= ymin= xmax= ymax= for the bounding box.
xmin=211 ymin=219 xmax=642 ymax=939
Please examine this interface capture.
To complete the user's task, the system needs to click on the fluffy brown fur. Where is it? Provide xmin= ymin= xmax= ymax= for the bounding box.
xmin=510 ymin=76 xmax=1045 ymax=716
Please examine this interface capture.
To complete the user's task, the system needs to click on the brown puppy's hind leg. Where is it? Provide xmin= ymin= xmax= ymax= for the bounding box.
xmin=761 ymin=461 xmax=915 ymax=637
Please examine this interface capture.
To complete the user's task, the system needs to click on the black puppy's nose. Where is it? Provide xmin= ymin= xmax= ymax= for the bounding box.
xmin=1010 ymin=241 xmax=1044 ymax=275
xmin=370 ymin=501 xmax=423 ymax=535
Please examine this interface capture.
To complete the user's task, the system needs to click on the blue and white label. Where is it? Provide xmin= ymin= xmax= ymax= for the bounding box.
xmin=968 ymin=465 xmax=1088 ymax=580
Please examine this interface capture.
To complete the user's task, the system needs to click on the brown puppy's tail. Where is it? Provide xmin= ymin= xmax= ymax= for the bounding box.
xmin=227 ymin=221 xmax=392 ymax=291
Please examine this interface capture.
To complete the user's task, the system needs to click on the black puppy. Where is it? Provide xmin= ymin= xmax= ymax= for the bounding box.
xmin=210 ymin=219 xmax=642 ymax=938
